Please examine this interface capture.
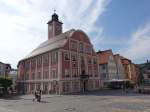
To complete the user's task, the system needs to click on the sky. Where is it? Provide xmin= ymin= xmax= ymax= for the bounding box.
xmin=0 ymin=0 xmax=150 ymax=68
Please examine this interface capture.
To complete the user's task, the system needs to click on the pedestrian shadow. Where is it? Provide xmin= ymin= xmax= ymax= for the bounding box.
xmin=39 ymin=100 xmax=51 ymax=103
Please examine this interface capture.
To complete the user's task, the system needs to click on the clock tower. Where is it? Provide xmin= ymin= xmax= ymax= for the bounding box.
xmin=47 ymin=12 xmax=63 ymax=39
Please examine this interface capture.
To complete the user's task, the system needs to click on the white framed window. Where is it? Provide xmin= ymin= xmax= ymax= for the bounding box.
xmin=80 ymin=56 xmax=85 ymax=65
xmin=71 ymin=53 xmax=77 ymax=61
xmin=72 ymin=69 xmax=78 ymax=77
xmin=32 ymin=73 xmax=35 ymax=80
xmin=88 ymin=58 xmax=92 ymax=64
xmin=65 ymin=69 xmax=70 ymax=78
xmin=25 ymin=73 xmax=29 ymax=80
xmin=93 ymin=58 xmax=97 ymax=64
xmin=88 ymin=80 xmax=93 ymax=89
xmin=64 ymin=52 xmax=70 ymax=61
xmin=95 ymin=80 xmax=99 ymax=88
xmin=94 ymin=70 xmax=98 ymax=77
xmin=37 ymin=72 xmax=41 ymax=79
xmin=51 ymin=70 xmax=57 ymax=79
xmin=37 ymin=56 xmax=42 ymax=65
xmin=31 ymin=59 xmax=36 ymax=69
xmin=30 ymin=84 xmax=34 ymax=92
xmin=43 ymin=54 xmax=49 ymax=64
xmin=43 ymin=71 xmax=49 ymax=79
xmin=70 ymin=40 xmax=77 ymax=50
xmin=51 ymin=51 xmax=58 ymax=64
xmin=72 ymin=62 xmax=78 ymax=68
xmin=85 ymin=45 xmax=91 ymax=54
xmin=72 ymin=81 xmax=79 ymax=92
xmin=25 ymin=61 xmax=30 ymax=70
xmin=88 ymin=69 xmax=92 ymax=77
xmin=79 ymin=43 xmax=84 ymax=52
xmin=62 ymin=82 xmax=70 ymax=92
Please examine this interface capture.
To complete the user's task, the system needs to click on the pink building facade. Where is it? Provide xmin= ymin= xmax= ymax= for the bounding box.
xmin=17 ymin=13 xmax=100 ymax=94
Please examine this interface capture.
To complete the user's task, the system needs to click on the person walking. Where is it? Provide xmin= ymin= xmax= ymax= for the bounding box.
xmin=37 ymin=90 xmax=42 ymax=102
xmin=33 ymin=90 xmax=38 ymax=102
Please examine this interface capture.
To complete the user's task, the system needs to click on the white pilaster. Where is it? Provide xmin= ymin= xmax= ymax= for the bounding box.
xmin=49 ymin=52 xmax=51 ymax=93
xmin=41 ymin=55 xmax=44 ymax=91
xmin=58 ymin=50 xmax=62 ymax=80
xmin=28 ymin=60 xmax=31 ymax=93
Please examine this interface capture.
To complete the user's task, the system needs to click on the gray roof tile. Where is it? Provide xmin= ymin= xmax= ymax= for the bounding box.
xmin=21 ymin=29 xmax=75 ymax=61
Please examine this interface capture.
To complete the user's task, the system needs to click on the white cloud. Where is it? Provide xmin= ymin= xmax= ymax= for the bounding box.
xmin=0 ymin=0 xmax=110 ymax=68
xmin=120 ymin=22 xmax=150 ymax=63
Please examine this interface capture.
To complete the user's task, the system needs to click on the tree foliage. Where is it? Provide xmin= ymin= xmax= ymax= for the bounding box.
xmin=0 ymin=77 xmax=12 ymax=89
xmin=138 ymin=62 xmax=150 ymax=84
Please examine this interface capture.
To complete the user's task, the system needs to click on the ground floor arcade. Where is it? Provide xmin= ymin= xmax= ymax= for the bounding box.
xmin=17 ymin=79 xmax=100 ymax=94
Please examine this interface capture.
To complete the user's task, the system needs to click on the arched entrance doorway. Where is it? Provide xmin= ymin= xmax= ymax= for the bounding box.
xmin=80 ymin=70 xmax=89 ymax=92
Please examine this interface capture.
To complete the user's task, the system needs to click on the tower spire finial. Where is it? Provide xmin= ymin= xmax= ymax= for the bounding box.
xmin=54 ymin=9 xmax=56 ymax=13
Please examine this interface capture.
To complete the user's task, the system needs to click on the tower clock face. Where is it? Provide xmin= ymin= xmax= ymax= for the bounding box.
xmin=56 ymin=25 xmax=61 ymax=32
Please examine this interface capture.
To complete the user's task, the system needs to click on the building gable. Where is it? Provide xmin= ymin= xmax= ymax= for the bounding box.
xmin=71 ymin=30 xmax=91 ymax=45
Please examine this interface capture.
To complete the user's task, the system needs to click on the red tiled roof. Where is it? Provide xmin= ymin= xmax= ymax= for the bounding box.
xmin=97 ymin=49 xmax=113 ymax=65
xmin=114 ymin=54 xmax=132 ymax=65
xmin=115 ymin=55 xmax=131 ymax=65
xmin=113 ymin=54 xmax=121 ymax=63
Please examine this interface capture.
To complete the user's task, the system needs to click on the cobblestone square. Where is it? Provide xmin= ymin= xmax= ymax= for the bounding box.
xmin=0 ymin=90 xmax=150 ymax=112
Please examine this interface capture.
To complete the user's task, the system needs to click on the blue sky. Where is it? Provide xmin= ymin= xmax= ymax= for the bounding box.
xmin=0 ymin=0 xmax=150 ymax=68
xmin=94 ymin=0 xmax=150 ymax=44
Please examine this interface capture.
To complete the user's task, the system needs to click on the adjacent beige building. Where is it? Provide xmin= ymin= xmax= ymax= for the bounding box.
xmin=114 ymin=54 xmax=126 ymax=79
xmin=97 ymin=50 xmax=118 ymax=86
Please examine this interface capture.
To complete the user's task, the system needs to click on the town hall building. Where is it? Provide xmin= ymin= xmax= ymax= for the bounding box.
xmin=17 ymin=12 xmax=100 ymax=94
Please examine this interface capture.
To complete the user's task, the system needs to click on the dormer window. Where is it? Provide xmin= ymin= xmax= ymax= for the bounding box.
xmin=79 ymin=43 xmax=84 ymax=52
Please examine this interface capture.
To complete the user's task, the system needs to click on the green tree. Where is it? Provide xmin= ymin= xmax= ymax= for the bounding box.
xmin=0 ymin=77 xmax=12 ymax=90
